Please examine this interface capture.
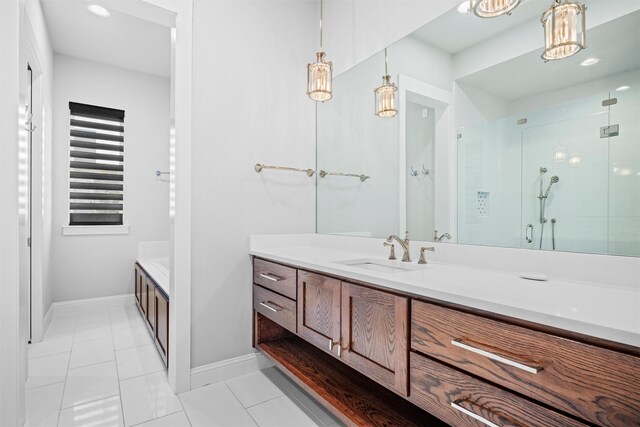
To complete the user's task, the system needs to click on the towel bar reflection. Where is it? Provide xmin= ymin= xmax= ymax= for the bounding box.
xmin=319 ymin=170 xmax=370 ymax=182
xmin=255 ymin=163 xmax=315 ymax=177
xmin=155 ymin=170 xmax=170 ymax=177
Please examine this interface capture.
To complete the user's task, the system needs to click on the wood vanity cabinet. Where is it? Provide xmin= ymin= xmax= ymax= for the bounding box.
xmin=252 ymin=256 xmax=639 ymax=427
xmin=134 ymin=262 xmax=169 ymax=367
xmin=297 ymin=271 xmax=408 ymax=396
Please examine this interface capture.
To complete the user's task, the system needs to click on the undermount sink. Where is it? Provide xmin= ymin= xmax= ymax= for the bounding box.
xmin=335 ymin=258 xmax=428 ymax=273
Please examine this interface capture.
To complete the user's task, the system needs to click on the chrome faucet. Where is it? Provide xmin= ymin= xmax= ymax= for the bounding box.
xmin=386 ymin=232 xmax=411 ymax=262
xmin=433 ymin=230 xmax=452 ymax=242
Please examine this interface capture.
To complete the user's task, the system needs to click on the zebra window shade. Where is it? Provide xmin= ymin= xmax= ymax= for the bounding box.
xmin=68 ymin=102 xmax=125 ymax=226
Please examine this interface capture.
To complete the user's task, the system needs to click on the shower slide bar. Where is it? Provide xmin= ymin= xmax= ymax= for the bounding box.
xmin=254 ymin=163 xmax=315 ymax=177
xmin=319 ymin=170 xmax=370 ymax=182
xmin=155 ymin=170 xmax=170 ymax=176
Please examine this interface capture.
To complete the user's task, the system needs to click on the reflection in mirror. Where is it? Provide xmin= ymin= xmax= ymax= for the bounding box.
xmin=316 ymin=0 xmax=640 ymax=256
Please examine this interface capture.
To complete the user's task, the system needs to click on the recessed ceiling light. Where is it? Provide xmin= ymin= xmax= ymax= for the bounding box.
xmin=616 ymin=85 xmax=630 ymax=91
xmin=457 ymin=1 xmax=470 ymax=13
xmin=88 ymin=5 xmax=110 ymax=17
xmin=580 ymin=58 xmax=600 ymax=67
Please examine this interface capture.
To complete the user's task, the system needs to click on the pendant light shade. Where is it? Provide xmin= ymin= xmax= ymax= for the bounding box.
xmin=374 ymin=49 xmax=398 ymax=118
xmin=307 ymin=0 xmax=333 ymax=102
xmin=469 ymin=0 xmax=521 ymax=18
xmin=541 ymin=0 xmax=586 ymax=61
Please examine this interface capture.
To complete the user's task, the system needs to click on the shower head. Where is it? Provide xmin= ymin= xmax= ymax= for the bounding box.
xmin=540 ymin=167 xmax=548 ymax=173
xmin=544 ymin=176 xmax=560 ymax=197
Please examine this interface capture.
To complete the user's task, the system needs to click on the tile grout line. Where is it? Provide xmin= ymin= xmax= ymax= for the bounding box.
xmin=223 ymin=382 xmax=260 ymax=427
xmin=109 ymin=307 xmax=128 ymax=427
xmin=55 ymin=314 xmax=77 ymax=426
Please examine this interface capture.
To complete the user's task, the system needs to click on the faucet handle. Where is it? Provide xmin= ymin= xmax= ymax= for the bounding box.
xmin=418 ymin=246 xmax=435 ymax=264
xmin=383 ymin=241 xmax=397 ymax=260
xmin=404 ymin=231 xmax=410 ymax=241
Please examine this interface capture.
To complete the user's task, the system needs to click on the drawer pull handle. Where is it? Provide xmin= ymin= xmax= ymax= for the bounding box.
xmin=259 ymin=273 xmax=284 ymax=282
xmin=451 ymin=401 xmax=499 ymax=427
xmin=451 ymin=339 xmax=542 ymax=374
xmin=259 ymin=301 xmax=283 ymax=312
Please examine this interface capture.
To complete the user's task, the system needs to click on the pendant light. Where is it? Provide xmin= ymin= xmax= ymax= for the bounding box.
xmin=374 ymin=48 xmax=398 ymax=118
xmin=469 ymin=0 xmax=521 ymax=18
xmin=541 ymin=0 xmax=587 ymax=61
xmin=307 ymin=0 xmax=332 ymax=102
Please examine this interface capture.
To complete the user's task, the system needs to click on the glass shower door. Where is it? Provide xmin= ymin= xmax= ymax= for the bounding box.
xmin=521 ymin=92 xmax=609 ymax=253
xmin=608 ymin=85 xmax=640 ymax=256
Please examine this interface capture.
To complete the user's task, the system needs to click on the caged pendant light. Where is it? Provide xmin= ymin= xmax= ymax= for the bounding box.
xmin=541 ymin=0 xmax=587 ymax=61
xmin=374 ymin=48 xmax=398 ymax=118
xmin=307 ymin=0 xmax=333 ymax=102
xmin=469 ymin=0 xmax=521 ymax=18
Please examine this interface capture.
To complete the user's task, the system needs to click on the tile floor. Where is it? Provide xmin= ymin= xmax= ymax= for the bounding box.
xmin=26 ymin=303 xmax=342 ymax=427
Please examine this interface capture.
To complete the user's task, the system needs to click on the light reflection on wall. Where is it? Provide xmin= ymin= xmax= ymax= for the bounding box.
xmin=18 ymin=103 xmax=29 ymax=219
xmin=169 ymin=125 xmax=176 ymax=218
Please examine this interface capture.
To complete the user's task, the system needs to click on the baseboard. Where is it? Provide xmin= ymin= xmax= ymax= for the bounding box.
xmin=50 ymin=293 xmax=135 ymax=316
xmin=191 ymin=352 xmax=273 ymax=390
xmin=42 ymin=304 xmax=54 ymax=337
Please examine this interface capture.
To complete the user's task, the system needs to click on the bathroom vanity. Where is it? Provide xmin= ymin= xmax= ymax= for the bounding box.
xmin=135 ymin=262 xmax=169 ymax=366
xmin=250 ymin=237 xmax=640 ymax=427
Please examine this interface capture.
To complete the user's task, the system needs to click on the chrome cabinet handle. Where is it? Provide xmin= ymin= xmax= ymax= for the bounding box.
xmin=525 ymin=224 xmax=533 ymax=243
xmin=328 ymin=338 xmax=341 ymax=355
xmin=451 ymin=339 xmax=541 ymax=374
xmin=259 ymin=272 xmax=284 ymax=282
xmin=259 ymin=301 xmax=283 ymax=312
xmin=451 ymin=401 xmax=499 ymax=427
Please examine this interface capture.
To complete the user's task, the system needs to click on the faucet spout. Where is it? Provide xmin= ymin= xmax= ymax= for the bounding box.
xmin=386 ymin=232 xmax=411 ymax=262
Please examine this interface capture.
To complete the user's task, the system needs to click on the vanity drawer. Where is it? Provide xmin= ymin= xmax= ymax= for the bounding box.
xmin=253 ymin=285 xmax=296 ymax=333
xmin=253 ymin=258 xmax=297 ymax=300
xmin=411 ymin=301 xmax=640 ymax=426
xmin=409 ymin=352 xmax=586 ymax=427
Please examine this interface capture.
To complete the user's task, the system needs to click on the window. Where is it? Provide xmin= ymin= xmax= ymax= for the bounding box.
xmin=68 ymin=102 xmax=125 ymax=226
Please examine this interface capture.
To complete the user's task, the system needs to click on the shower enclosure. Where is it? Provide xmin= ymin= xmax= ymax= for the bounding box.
xmin=457 ymin=85 xmax=639 ymax=257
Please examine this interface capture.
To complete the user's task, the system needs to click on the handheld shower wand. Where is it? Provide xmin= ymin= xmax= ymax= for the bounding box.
xmin=537 ymin=169 xmax=560 ymax=249
xmin=544 ymin=176 xmax=559 ymax=198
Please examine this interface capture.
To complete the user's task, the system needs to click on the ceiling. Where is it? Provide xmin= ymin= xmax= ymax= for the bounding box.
xmin=41 ymin=0 xmax=171 ymax=78
xmin=412 ymin=0 xmax=547 ymax=55
xmin=456 ymin=11 xmax=640 ymax=102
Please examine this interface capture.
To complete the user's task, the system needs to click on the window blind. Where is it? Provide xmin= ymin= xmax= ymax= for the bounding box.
xmin=69 ymin=102 xmax=125 ymax=226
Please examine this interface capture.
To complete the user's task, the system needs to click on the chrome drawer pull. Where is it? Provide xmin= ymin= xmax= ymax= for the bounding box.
xmin=451 ymin=401 xmax=499 ymax=427
xmin=451 ymin=339 xmax=541 ymax=374
xmin=259 ymin=272 xmax=284 ymax=282
xmin=259 ymin=301 xmax=283 ymax=312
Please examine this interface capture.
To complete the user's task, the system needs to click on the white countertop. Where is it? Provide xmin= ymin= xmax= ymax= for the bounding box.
xmin=137 ymin=258 xmax=170 ymax=297
xmin=250 ymin=242 xmax=640 ymax=348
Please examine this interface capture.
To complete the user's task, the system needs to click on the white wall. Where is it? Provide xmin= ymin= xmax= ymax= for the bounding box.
xmin=190 ymin=0 xmax=317 ymax=369
xmin=51 ymin=54 xmax=170 ymax=302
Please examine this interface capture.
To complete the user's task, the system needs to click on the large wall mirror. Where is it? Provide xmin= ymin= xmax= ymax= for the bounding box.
xmin=316 ymin=0 xmax=640 ymax=257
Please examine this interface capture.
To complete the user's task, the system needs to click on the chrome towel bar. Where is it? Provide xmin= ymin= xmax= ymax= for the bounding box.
xmin=319 ymin=170 xmax=370 ymax=182
xmin=255 ymin=163 xmax=315 ymax=177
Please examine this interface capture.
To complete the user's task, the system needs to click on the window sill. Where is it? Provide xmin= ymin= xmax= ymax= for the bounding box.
xmin=62 ymin=225 xmax=130 ymax=236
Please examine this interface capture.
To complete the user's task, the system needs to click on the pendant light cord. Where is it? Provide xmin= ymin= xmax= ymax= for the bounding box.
xmin=319 ymin=0 xmax=323 ymax=50
xmin=384 ymin=48 xmax=388 ymax=76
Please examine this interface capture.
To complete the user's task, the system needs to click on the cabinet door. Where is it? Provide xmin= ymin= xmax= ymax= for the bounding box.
xmin=340 ymin=282 xmax=408 ymax=396
xmin=140 ymin=270 xmax=148 ymax=315
xmin=146 ymin=278 xmax=155 ymax=332
xmin=297 ymin=271 xmax=341 ymax=355
xmin=134 ymin=265 xmax=141 ymax=305
xmin=155 ymin=290 xmax=169 ymax=364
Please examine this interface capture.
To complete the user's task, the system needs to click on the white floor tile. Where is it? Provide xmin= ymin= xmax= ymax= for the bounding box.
xmin=247 ymin=395 xmax=319 ymax=427
xmin=130 ymin=411 xmax=191 ymax=427
xmin=47 ymin=314 xmax=78 ymax=336
xmin=69 ymin=337 xmax=115 ymax=369
xmin=226 ymin=371 xmax=283 ymax=408
xmin=25 ymin=382 xmax=64 ymax=427
xmin=180 ymin=382 xmax=256 ymax=427
xmin=77 ymin=309 xmax=111 ymax=325
xmin=26 ymin=352 xmax=70 ymax=389
xmin=58 ymin=395 xmax=124 ymax=427
xmin=75 ymin=321 xmax=113 ymax=343
xmin=120 ymin=371 xmax=182 ymax=427
xmin=110 ymin=311 xmax=146 ymax=331
xmin=115 ymin=344 xmax=165 ymax=380
xmin=113 ymin=325 xmax=153 ymax=351
xmin=29 ymin=334 xmax=74 ymax=359
xmin=62 ymin=361 xmax=120 ymax=409
xmin=262 ymin=368 xmax=339 ymax=426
